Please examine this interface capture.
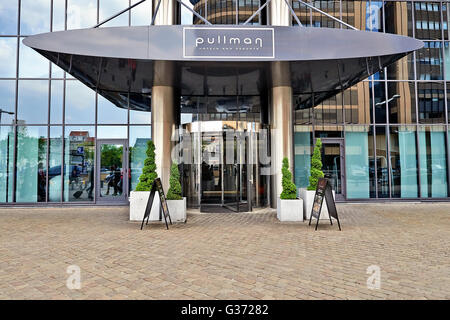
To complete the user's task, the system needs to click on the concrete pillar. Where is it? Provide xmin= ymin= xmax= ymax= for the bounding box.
xmin=269 ymin=1 xmax=293 ymax=207
xmin=151 ymin=0 xmax=176 ymax=192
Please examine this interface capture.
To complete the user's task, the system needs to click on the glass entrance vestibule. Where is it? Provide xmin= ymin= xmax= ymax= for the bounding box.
xmin=179 ymin=121 xmax=270 ymax=212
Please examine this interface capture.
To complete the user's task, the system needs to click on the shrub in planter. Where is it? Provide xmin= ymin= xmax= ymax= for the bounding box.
xmin=277 ymin=157 xmax=303 ymax=222
xmin=280 ymin=157 xmax=297 ymax=200
xmin=307 ymin=138 xmax=324 ymax=191
xmin=166 ymin=162 xmax=182 ymax=200
xmin=301 ymin=138 xmax=334 ymax=220
xmin=166 ymin=161 xmax=186 ymax=222
xmin=135 ymin=140 xmax=157 ymax=191
xmin=130 ymin=140 xmax=159 ymax=221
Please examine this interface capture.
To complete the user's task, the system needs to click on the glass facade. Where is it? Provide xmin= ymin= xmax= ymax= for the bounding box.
xmin=0 ymin=0 xmax=151 ymax=204
xmin=0 ymin=0 xmax=449 ymax=205
xmin=293 ymin=0 xmax=450 ymax=200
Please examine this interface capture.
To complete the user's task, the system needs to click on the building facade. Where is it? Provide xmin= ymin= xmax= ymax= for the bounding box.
xmin=0 ymin=0 xmax=449 ymax=208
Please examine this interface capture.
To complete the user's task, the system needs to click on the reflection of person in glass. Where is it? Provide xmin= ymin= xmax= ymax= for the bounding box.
xmin=105 ymin=165 xmax=115 ymax=195
xmin=86 ymin=165 xmax=94 ymax=200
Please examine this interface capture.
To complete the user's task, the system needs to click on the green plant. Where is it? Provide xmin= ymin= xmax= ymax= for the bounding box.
xmin=135 ymin=140 xmax=157 ymax=191
xmin=307 ymin=138 xmax=325 ymax=190
xmin=166 ymin=162 xmax=182 ymax=200
xmin=280 ymin=157 xmax=297 ymax=200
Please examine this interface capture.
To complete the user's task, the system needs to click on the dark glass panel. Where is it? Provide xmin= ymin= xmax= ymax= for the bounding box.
xmin=373 ymin=81 xmax=387 ymax=124
xmin=384 ymin=1 xmax=413 ymax=37
xmin=387 ymin=53 xmax=415 ymax=81
xmin=344 ymin=82 xmax=371 ymax=125
xmin=387 ymin=82 xmax=416 ymax=124
xmin=417 ymin=82 xmax=445 ymax=124
xmin=416 ymin=41 xmax=443 ymax=80
xmin=414 ymin=1 xmax=443 ymax=40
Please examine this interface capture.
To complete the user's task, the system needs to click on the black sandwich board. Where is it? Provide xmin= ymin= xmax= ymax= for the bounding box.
xmin=140 ymin=178 xmax=172 ymax=230
xmin=308 ymin=178 xmax=341 ymax=231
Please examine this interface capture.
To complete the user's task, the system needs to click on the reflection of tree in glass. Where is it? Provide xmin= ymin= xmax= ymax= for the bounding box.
xmin=101 ymin=145 xmax=123 ymax=169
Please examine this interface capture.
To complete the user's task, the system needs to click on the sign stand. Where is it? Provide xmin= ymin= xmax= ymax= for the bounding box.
xmin=140 ymin=178 xmax=172 ymax=230
xmin=308 ymin=178 xmax=341 ymax=231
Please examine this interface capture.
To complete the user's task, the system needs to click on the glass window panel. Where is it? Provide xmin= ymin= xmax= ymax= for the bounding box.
xmin=97 ymin=126 xmax=127 ymax=139
xmin=67 ymin=0 xmax=97 ymax=30
xmin=0 ymin=1 xmax=18 ymax=35
xmin=384 ymin=1 xmax=413 ymax=37
xmin=65 ymin=81 xmax=95 ymax=124
xmin=444 ymin=42 xmax=450 ymax=81
xmin=97 ymin=94 xmax=128 ymax=124
xmin=131 ymin=0 xmax=152 ymax=26
xmin=53 ymin=0 xmax=66 ymax=31
xmin=0 ymin=125 xmax=14 ymax=202
xmin=416 ymin=41 xmax=443 ymax=80
xmin=344 ymin=83 xmax=371 ymax=124
xmin=373 ymin=81 xmax=387 ymax=123
xmin=15 ymin=126 xmax=47 ymax=202
xmin=130 ymin=108 xmax=151 ymax=124
xmin=375 ymin=125 xmax=389 ymax=198
xmin=50 ymin=80 xmax=63 ymax=124
xmin=387 ymin=53 xmax=415 ymax=80
xmin=417 ymin=82 xmax=445 ymax=124
xmin=390 ymin=125 xmax=418 ymax=198
xmin=0 ymin=38 xmax=17 ymax=77
xmin=345 ymin=125 xmax=375 ymax=199
xmin=48 ymin=126 xmax=63 ymax=202
xmin=366 ymin=1 xmax=383 ymax=32
xmin=294 ymin=126 xmax=312 ymax=189
xmin=418 ymin=126 xmax=448 ymax=198
xmin=18 ymin=80 xmax=49 ymax=124
xmin=20 ymin=0 xmax=50 ymax=35
xmin=414 ymin=1 xmax=443 ymax=40
xmin=445 ymin=3 xmax=449 ymax=40
xmin=180 ymin=0 xmax=194 ymax=25
xmin=314 ymin=92 xmax=343 ymax=125
xmin=0 ymin=80 xmax=16 ymax=125
xmin=64 ymin=126 xmax=95 ymax=202
xmin=99 ymin=0 xmax=129 ymax=28
xmin=19 ymin=38 xmax=49 ymax=78
xmin=387 ymin=82 xmax=416 ymax=124
xmin=51 ymin=63 xmax=65 ymax=78
xmin=129 ymin=126 xmax=151 ymax=192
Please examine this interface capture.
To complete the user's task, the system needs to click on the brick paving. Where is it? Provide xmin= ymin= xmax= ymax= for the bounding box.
xmin=0 ymin=203 xmax=449 ymax=300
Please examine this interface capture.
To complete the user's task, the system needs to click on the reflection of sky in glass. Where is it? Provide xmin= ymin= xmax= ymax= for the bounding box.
xmin=18 ymin=80 xmax=49 ymax=124
xmin=129 ymin=126 xmax=151 ymax=147
xmin=97 ymin=126 xmax=127 ymax=139
xmin=50 ymin=80 xmax=63 ymax=124
xmin=100 ymin=0 xmax=130 ymax=27
xmin=97 ymin=95 xmax=128 ymax=124
xmin=181 ymin=0 xmax=194 ymax=25
xmin=65 ymin=80 xmax=95 ymax=124
xmin=130 ymin=110 xmax=151 ymax=124
xmin=20 ymin=0 xmax=51 ymax=35
xmin=53 ymin=0 xmax=65 ymax=32
xmin=0 ymin=80 xmax=16 ymax=125
xmin=67 ymin=0 xmax=97 ymax=30
xmin=0 ymin=38 xmax=17 ymax=77
xmin=131 ymin=0 xmax=152 ymax=26
xmin=0 ymin=1 xmax=18 ymax=35
xmin=19 ymin=38 xmax=49 ymax=78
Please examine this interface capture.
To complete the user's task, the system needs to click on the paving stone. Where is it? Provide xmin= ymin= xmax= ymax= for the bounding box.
xmin=0 ymin=203 xmax=449 ymax=299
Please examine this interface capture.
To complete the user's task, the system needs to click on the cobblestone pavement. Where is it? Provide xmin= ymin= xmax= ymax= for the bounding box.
xmin=0 ymin=203 xmax=449 ymax=300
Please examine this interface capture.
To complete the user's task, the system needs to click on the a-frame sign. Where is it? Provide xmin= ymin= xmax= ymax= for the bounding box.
xmin=308 ymin=178 xmax=342 ymax=231
xmin=140 ymin=178 xmax=172 ymax=230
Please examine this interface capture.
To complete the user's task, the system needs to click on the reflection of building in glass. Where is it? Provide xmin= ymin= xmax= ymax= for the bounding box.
xmin=0 ymin=1 xmax=449 ymax=207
